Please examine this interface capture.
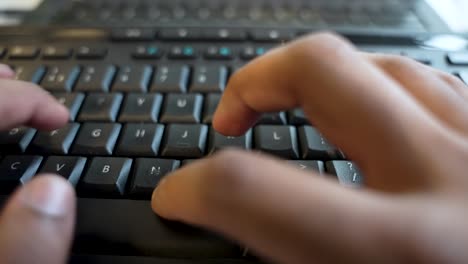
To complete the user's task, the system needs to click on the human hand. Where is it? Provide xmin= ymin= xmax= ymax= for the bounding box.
xmin=152 ymin=33 xmax=468 ymax=263
xmin=0 ymin=65 xmax=75 ymax=264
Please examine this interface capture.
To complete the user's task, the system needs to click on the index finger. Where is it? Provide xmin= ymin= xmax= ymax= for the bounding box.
xmin=0 ymin=79 xmax=69 ymax=130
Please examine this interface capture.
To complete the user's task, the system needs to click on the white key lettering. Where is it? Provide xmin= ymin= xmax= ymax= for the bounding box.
xmin=102 ymin=165 xmax=110 ymax=173
xmin=56 ymin=163 xmax=65 ymax=171
xmin=92 ymin=129 xmax=102 ymax=138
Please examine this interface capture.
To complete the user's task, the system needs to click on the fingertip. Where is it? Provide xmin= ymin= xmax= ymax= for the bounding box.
xmin=0 ymin=64 xmax=14 ymax=79
xmin=30 ymin=94 xmax=70 ymax=130
xmin=151 ymin=177 xmax=171 ymax=218
xmin=213 ymin=98 xmax=259 ymax=136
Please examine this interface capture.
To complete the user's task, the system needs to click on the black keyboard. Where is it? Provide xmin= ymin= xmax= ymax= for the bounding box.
xmin=1 ymin=26 xmax=468 ymax=264
xmin=23 ymin=0 xmax=449 ymax=33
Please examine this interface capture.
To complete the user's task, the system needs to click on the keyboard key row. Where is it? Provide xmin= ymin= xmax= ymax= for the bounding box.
xmin=0 ymin=155 xmax=362 ymax=196
xmin=2 ymin=44 xmax=270 ymax=61
xmin=134 ymin=45 xmax=268 ymax=61
xmin=0 ymin=124 xmax=339 ymax=160
xmin=53 ymin=92 xmax=309 ymax=125
xmin=12 ymin=64 xmax=228 ymax=93
xmin=3 ymin=45 xmax=107 ymax=60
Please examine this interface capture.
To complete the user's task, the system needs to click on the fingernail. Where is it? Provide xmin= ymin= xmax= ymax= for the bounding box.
xmin=20 ymin=175 xmax=71 ymax=217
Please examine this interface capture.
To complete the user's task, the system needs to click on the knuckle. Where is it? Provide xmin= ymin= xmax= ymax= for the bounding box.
xmin=226 ymin=67 xmax=243 ymax=88
xmin=439 ymin=72 xmax=465 ymax=87
xmin=381 ymin=55 xmax=416 ymax=69
xmin=288 ymin=31 xmax=354 ymax=60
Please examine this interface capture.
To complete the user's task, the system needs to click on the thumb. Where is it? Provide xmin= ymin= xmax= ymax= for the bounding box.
xmin=152 ymin=150 xmax=419 ymax=264
xmin=0 ymin=175 xmax=75 ymax=264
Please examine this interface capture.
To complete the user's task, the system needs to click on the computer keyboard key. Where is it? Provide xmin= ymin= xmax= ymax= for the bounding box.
xmin=40 ymin=65 xmax=81 ymax=92
xmin=168 ymin=46 xmax=197 ymax=59
xmin=76 ymin=46 xmax=108 ymax=59
xmin=78 ymin=93 xmax=123 ymax=122
xmin=190 ymin=65 xmax=228 ymax=93
xmin=458 ymin=71 xmax=468 ymax=85
xmin=208 ymin=128 xmax=252 ymax=154
xmin=160 ymin=28 xmax=201 ymax=40
xmin=116 ymin=124 xmax=164 ymax=156
xmin=250 ymin=28 xmax=293 ymax=42
xmin=205 ymin=46 xmax=234 ymax=60
xmin=72 ymin=199 xmax=239 ymax=257
xmin=72 ymin=123 xmax=122 ymax=155
xmin=202 ymin=93 xmax=221 ymax=123
xmin=113 ymin=65 xmax=153 ymax=92
xmin=53 ymin=93 xmax=85 ymax=121
xmin=29 ymin=123 xmax=80 ymax=154
xmin=12 ymin=65 xmax=46 ymax=84
xmin=160 ymin=93 xmax=203 ymax=123
xmin=288 ymin=160 xmax=325 ymax=174
xmin=298 ymin=126 xmax=341 ymax=160
xmin=0 ymin=127 xmax=36 ymax=153
xmin=258 ymin=112 xmax=287 ymax=125
xmin=8 ymin=46 xmax=39 ymax=59
xmin=241 ymin=46 xmax=268 ymax=60
xmin=119 ymin=93 xmax=163 ymax=123
xmin=42 ymin=46 xmax=72 ymax=60
xmin=75 ymin=65 xmax=117 ymax=92
xmin=80 ymin=157 xmax=132 ymax=196
xmin=202 ymin=28 xmax=247 ymax=41
xmin=111 ymin=28 xmax=157 ymax=41
xmin=39 ymin=156 xmax=87 ymax=186
xmin=151 ymin=65 xmax=190 ymax=93
xmin=0 ymin=155 xmax=43 ymax=192
xmin=129 ymin=158 xmax=180 ymax=198
xmin=447 ymin=53 xmax=468 ymax=66
xmin=161 ymin=124 xmax=208 ymax=158
xmin=288 ymin=109 xmax=309 ymax=125
xmin=254 ymin=125 xmax=299 ymax=159
xmin=132 ymin=45 xmax=163 ymax=59
xmin=326 ymin=161 xmax=363 ymax=187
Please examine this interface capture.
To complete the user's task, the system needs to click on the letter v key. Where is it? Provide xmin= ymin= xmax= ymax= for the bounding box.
xmin=56 ymin=163 xmax=65 ymax=172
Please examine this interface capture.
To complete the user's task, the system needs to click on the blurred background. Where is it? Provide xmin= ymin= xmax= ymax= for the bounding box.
xmin=0 ymin=0 xmax=467 ymax=34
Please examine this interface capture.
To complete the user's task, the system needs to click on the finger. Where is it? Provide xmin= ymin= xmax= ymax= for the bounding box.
xmin=367 ymin=53 xmax=468 ymax=135
xmin=213 ymin=33 xmax=449 ymax=191
xmin=152 ymin=150 xmax=420 ymax=264
xmin=0 ymin=79 xmax=69 ymax=130
xmin=0 ymin=65 xmax=14 ymax=79
xmin=0 ymin=175 xmax=75 ymax=264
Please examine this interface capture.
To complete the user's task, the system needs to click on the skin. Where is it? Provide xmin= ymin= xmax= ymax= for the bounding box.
xmin=0 ymin=32 xmax=468 ymax=263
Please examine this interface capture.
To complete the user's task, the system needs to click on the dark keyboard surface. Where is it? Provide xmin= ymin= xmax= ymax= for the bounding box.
xmin=1 ymin=26 xmax=468 ymax=263
xmin=23 ymin=0 xmax=449 ymax=33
